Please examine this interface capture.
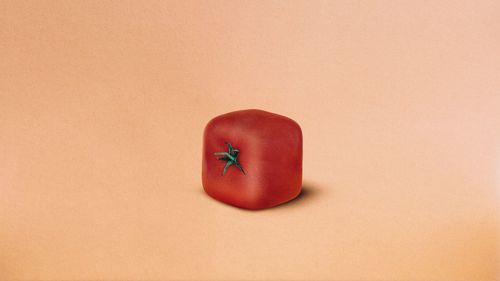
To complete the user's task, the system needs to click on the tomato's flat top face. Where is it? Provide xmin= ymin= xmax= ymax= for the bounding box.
xmin=202 ymin=109 xmax=302 ymax=209
xmin=206 ymin=109 xmax=301 ymax=139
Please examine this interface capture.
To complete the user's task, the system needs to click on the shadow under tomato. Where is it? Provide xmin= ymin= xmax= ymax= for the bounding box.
xmin=268 ymin=181 xmax=322 ymax=210
xmin=197 ymin=180 xmax=322 ymax=211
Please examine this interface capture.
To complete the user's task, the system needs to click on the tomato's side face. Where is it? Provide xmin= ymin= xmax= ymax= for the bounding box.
xmin=202 ymin=109 xmax=302 ymax=210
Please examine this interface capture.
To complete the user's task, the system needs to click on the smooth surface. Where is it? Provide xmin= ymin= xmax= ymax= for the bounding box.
xmin=202 ymin=109 xmax=302 ymax=209
xmin=1 ymin=1 xmax=499 ymax=280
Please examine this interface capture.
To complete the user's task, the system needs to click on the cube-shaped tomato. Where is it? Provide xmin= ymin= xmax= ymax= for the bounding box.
xmin=202 ymin=109 xmax=302 ymax=210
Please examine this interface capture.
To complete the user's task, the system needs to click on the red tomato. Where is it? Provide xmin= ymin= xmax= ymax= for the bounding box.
xmin=202 ymin=109 xmax=302 ymax=210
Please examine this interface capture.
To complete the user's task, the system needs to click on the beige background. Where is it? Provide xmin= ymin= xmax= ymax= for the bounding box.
xmin=1 ymin=0 xmax=499 ymax=280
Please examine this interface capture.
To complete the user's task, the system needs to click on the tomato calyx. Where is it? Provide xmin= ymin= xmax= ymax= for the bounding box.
xmin=214 ymin=142 xmax=246 ymax=176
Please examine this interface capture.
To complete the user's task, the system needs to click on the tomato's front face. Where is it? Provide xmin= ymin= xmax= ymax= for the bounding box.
xmin=202 ymin=109 xmax=302 ymax=210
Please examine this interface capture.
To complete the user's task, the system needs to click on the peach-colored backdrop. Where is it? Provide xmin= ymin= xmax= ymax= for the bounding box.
xmin=1 ymin=1 xmax=499 ymax=280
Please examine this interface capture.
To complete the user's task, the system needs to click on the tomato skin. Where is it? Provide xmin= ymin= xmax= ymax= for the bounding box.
xmin=202 ymin=109 xmax=302 ymax=210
